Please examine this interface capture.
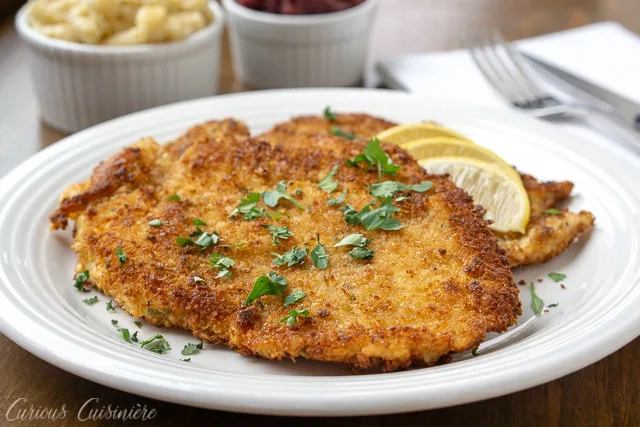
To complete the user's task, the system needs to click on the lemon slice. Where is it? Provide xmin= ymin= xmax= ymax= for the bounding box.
xmin=419 ymin=157 xmax=530 ymax=233
xmin=377 ymin=123 xmax=472 ymax=145
xmin=403 ymin=138 xmax=521 ymax=181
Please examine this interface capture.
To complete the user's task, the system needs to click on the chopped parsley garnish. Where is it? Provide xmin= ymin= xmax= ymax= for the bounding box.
xmin=181 ymin=341 xmax=203 ymax=356
xmin=271 ymin=247 xmax=308 ymax=267
xmin=346 ymin=138 xmax=401 ymax=181
xmin=263 ymin=225 xmax=294 ymax=245
xmin=106 ymin=300 xmax=115 ymax=312
xmin=542 ymin=208 xmax=561 ymax=215
xmin=182 ymin=358 xmax=191 ymax=362
xmin=311 ymin=235 xmax=329 ymax=269
xmin=83 ymin=296 xmax=98 ymax=305
xmin=148 ymin=219 xmax=163 ymax=227
xmin=330 ymin=126 xmax=356 ymax=140
xmin=284 ymin=291 xmax=307 ymax=307
xmin=334 ymin=234 xmax=369 ymax=247
xmin=262 ymin=181 xmax=304 ymax=210
xmin=280 ymin=309 xmax=309 ymax=326
xmin=548 ymin=272 xmax=566 ymax=282
xmin=167 ymin=194 xmax=181 ymax=201
xmin=369 ymin=180 xmax=433 ymax=199
xmin=111 ymin=319 xmax=118 ymax=326
xmin=140 ymin=334 xmax=171 ymax=354
xmin=341 ymin=199 xmax=403 ymax=231
xmin=334 ymin=234 xmax=374 ymax=260
xmin=349 ymin=246 xmax=375 ymax=260
xmin=176 ymin=231 xmax=219 ymax=249
xmin=193 ymin=218 xmax=207 ymax=226
xmin=548 ymin=303 xmax=560 ymax=308
xmin=193 ymin=276 xmax=207 ymax=285
xmin=116 ymin=248 xmax=126 ymax=264
xmin=73 ymin=270 xmax=90 ymax=292
xmin=245 ymin=271 xmax=288 ymax=305
xmin=230 ymin=192 xmax=264 ymax=220
xmin=117 ymin=328 xmax=131 ymax=343
xmin=318 ymin=165 xmax=339 ymax=194
xmin=134 ymin=321 xmax=143 ymax=328
xmin=530 ymin=283 xmax=544 ymax=315
xmin=323 ymin=106 xmax=337 ymax=122
xmin=471 ymin=347 xmax=479 ymax=357
xmin=209 ymin=252 xmax=235 ymax=278
xmin=327 ymin=190 xmax=347 ymax=206
xmin=131 ymin=331 xmax=139 ymax=342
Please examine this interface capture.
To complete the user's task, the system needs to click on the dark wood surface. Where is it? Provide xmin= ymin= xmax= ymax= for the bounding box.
xmin=1 ymin=1 xmax=639 ymax=425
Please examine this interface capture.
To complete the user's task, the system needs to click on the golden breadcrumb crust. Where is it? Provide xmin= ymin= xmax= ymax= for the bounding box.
xmin=52 ymin=119 xmax=520 ymax=371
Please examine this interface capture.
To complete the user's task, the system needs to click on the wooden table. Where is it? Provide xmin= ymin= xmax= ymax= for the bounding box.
xmin=1 ymin=1 xmax=639 ymax=425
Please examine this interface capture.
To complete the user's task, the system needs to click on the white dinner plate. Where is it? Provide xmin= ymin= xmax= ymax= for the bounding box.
xmin=0 ymin=89 xmax=639 ymax=416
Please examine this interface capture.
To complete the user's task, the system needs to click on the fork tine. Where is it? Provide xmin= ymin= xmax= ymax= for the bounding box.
xmin=490 ymin=31 xmax=552 ymax=101
xmin=468 ymin=36 xmax=529 ymax=106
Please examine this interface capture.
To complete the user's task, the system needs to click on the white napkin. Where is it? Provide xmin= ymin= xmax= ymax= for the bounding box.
xmin=377 ymin=22 xmax=640 ymax=152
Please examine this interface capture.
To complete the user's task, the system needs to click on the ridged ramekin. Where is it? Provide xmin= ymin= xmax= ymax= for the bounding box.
xmin=222 ymin=0 xmax=379 ymax=89
xmin=15 ymin=1 xmax=224 ymax=133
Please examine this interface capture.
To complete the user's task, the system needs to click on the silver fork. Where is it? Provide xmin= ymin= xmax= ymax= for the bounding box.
xmin=468 ymin=31 xmax=640 ymax=151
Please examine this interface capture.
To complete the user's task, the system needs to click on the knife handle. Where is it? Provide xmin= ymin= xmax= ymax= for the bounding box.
xmin=581 ymin=107 xmax=640 ymax=153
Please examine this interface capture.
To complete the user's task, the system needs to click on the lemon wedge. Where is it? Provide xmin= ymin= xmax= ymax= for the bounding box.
xmin=403 ymin=138 xmax=521 ymax=181
xmin=419 ymin=157 xmax=530 ymax=233
xmin=376 ymin=123 xmax=472 ymax=145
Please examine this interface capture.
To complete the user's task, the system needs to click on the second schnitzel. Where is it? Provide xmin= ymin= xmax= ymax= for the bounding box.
xmin=259 ymin=114 xmax=595 ymax=267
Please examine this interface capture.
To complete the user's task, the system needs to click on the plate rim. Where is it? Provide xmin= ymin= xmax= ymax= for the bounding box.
xmin=1 ymin=88 xmax=639 ymax=416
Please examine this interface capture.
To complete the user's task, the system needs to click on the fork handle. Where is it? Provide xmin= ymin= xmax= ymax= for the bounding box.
xmin=580 ymin=107 xmax=640 ymax=152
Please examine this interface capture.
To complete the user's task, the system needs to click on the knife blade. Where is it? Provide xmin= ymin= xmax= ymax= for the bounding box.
xmin=522 ymin=53 xmax=640 ymax=131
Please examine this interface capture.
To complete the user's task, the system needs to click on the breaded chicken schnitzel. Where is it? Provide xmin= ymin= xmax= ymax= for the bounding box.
xmin=259 ymin=114 xmax=595 ymax=267
xmin=51 ymin=120 xmax=521 ymax=371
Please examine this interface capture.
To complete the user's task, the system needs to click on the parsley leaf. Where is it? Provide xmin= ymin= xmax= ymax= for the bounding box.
xmin=106 ymin=300 xmax=115 ymax=312
xmin=131 ymin=331 xmax=139 ymax=342
xmin=542 ymin=208 xmax=561 ymax=215
xmin=148 ymin=219 xmax=163 ymax=227
xmin=82 ymin=296 xmax=98 ymax=305
xmin=116 ymin=248 xmax=126 ymax=264
xmin=176 ymin=231 xmax=219 ymax=249
xmin=245 ymin=272 xmax=288 ymax=305
xmin=117 ymin=328 xmax=131 ymax=343
xmin=111 ymin=319 xmax=118 ymax=326
xmin=209 ymin=252 xmax=235 ymax=278
xmin=167 ymin=194 xmax=181 ymax=201
xmin=280 ymin=309 xmax=310 ymax=326
xmin=134 ymin=321 xmax=143 ymax=328
xmin=334 ymin=234 xmax=369 ymax=248
xmin=311 ymin=235 xmax=329 ymax=269
xmin=271 ymin=247 xmax=308 ymax=267
xmin=262 ymin=181 xmax=304 ymax=210
xmin=329 ymin=126 xmax=356 ymax=140
xmin=347 ymin=138 xmax=401 ymax=181
xmin=349 ymin=247 xmax=375 ymax=260
xmin=369 ymin=180 xmax=433 ymax=198
xmin=263 ymin=225 xmax=294 ymax=245
xmin=323 ymin=106 xmax=337 ymax=122
xmin=230 ymin=192 xmax=264 ymax=220
xmin=182 ymin=358 xmax=191 ymax=362
xmin=181 ymin=341 xmax=203 ymax=356
xmin=342 ymin=199 xmax=403 ymax=231
xmin=140 ymin=334 xmax=171 ymax=354
xmin=530 ymin=283 xmax=544 ymax=315
xmin=548 ymin=303 xmax=560 ymax=308
xmin=548 ymin=272 xmax=566 ymax=282
xmin=284 ymin=291 xmax=307 ymax=307
xmin=193 ymin=218 xmax=207 ymax=226
xmin=471 ymin=347 xmax=479 ymax=357
xmin=327 ymin=190 xmax=347 ymax=206
xmin=318 ymin=166 xmax=339 ymax=194
xmin=73 ymin=270 xmax=90 ymax=292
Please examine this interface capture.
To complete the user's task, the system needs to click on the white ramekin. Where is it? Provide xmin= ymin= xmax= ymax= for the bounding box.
xmin=222 ymin=0 xmax=379 ymax=89
xmin=15 ymin=1 xmax=225 ymax=133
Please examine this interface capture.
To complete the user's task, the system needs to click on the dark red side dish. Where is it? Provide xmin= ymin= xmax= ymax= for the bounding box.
xmin=236 ymin=0 xmax=366 ymax=15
